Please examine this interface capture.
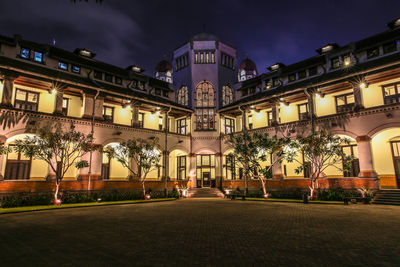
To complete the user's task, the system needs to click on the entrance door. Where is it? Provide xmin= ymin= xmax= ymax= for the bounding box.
xmin=203 ymin=172 xmax=211 ymax=187
xmin=391 ymin=141 xmax=400 ymax=188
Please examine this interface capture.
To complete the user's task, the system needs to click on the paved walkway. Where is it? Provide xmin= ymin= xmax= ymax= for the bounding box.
xmin=0 ymin=198 xmax=399 ymax=266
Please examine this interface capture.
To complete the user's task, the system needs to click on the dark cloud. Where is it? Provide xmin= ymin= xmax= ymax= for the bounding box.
xmin=0 ymin=0 xmax=399 ymax=74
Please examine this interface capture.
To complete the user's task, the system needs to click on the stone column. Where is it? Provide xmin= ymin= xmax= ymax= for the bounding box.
xmin=163 ymin=150 xmax=170 ymax=181
xmin=272 ymin=152 xmax=284 ymax=180
xmin=215 ymin=152 xmax=223 ymax=188
xmin=353 ymin=84 xmax=364 ymax=110
xmin=356 ymin=136 xmax=378 ymax=178
xmin=1 ymin=72 xmax=19 ymax=107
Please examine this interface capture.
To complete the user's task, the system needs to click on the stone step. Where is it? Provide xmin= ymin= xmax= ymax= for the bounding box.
xmin=188 ymin=188 xmax=224 ymax=198
xmin=372 ymin=190 xmax=400 ymax=205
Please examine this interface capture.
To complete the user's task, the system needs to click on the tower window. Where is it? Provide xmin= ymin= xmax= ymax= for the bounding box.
xmin=33 ymin=51 xmax=43 ymax=63
xmin=20 ymin=48 xmax=30 ymax=59
xmin=72 ymin=65 xmax=81 ymax=74
xmin=58 ymin=61 xmax=68 ymax=71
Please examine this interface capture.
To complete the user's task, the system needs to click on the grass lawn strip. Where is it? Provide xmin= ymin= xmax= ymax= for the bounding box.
xmin=0 ymin=198 xmax=176 ymax=215
xmin=245 ymin=197 xmax=343 ymax=204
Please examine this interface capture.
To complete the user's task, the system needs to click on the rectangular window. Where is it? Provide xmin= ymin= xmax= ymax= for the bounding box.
xmin=272 ymin=78 xmax=279 ymax=87
xmin=225 ymin=154 xmax=236 ymax=180
xmin=20 ymin=48 xmax=30 ymax=59
xmin=195 ymin=53 xmax=198 ymax=63
xmin=71 ymin=65 xmax=81 ymax=74
xmin=196 ymin=108 xmax=215 ymax=130
xmin=382 ymin=83 xmax=400 ymax=105
xmin=211 ymin=52 xmax=215 ymax=63
xmin=224 ymin=117 xmax=235 ymax=134
xmin=138 ymin=81 xmax=145 ymax=91
xmin=267 ymin=111 xmax=273 ymax=126
xmin=58 ymin=61 xmax=68 ymax=71
xmin=331 ymin=57 xmax=340 ymax=69
xmin=308 ymin=66 xmax=318 ymax=76
xmin=343 ymin=54 xmax=351 ymax=66
xmin=264 ymin=80 xmax=272 ymax=90
xmin=177 ymin=118 xmax=187 ymax=135
xmin=155 ymin=88 xmax=161 ymax=96
xmin=103 ymin=106 xmax=114 ymax=122
xmin=105 ymin=73 xmax=113 ymax=83
xmin=138 ymin=112 xmax=144 ymax=128
xmin=250 ymin=87 xmax=256 ymax=94
xmin=159 ymin=116 xmax=163 ymax=131
xmin=367 ymin=47 xmax=379 ymax=59
xmin=162 ymin=90 xmax=169 ymax=97
xmin=115 ymin=76 xmax=122 ymax=85
xmin=383 ymin=41 xmax=397 ymax=54
xmin=288 ymin=73 xmax=296 ymax=82
xmin=248 ymin=115 xmax=253 ymax=130
xmin=62 ymin=98 xmax=69 ymax=116
xmin=335 ymin=93 xmax=355 ymax=113
xmin=206 ymin=52 xmax=209 ymax=63
xmin=14 ymin=89 xmax=39 ymax=111
xmin=177 ymin=156 xmax=186 ymax=180
xmin=298 ymin=103 xmax=309 ymax=120
xmin=94 ymin=70 xmax=103 ymax=80
xmin=298 ymin=70 xmax=307 ymax=79
xmin=33 ymin=51 xmax=43 ymax=63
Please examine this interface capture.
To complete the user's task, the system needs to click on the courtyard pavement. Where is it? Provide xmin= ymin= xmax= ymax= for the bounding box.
xmin=0 ymin=198 xmax=399 ymax=266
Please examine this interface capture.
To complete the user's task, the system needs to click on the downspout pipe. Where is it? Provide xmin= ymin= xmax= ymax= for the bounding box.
xmin=88 ymin=89 xmax=100 ymax=194
xmin=164 ymin=106 xmax=172 ymax=196
xmin=304 ymin=88 xmax=315 ymax=134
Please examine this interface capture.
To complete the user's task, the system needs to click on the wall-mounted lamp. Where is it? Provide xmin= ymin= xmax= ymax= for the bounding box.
xmin=316 ymin=92 xmax=325 ymax=98
xmin=359 ymin=82 xmax=369 ymax=89
xmin=279 ymin=98 xmax=289 ymax=106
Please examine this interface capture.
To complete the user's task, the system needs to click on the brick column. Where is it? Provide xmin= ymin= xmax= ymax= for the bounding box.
xmin=83 ymin=95 xmax=103 ymax=119
xmin=271 ymin=101 xmax=280 ymax=125
xmin=1 ymin=72 xmax=19 ymax=107
xmin=272 ymin=152 xmax=284 ymax=180
xmin=356 ymin=136 xmax=378 ymax=178
xmin=53 ymin=90 xmax=64 ymax=115
xmin=132 ymin=104 xmax=140 ymax=127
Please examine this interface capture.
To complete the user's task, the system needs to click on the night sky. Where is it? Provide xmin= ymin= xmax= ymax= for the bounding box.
xmin=0 ymin=0 xmax=399 ymax=75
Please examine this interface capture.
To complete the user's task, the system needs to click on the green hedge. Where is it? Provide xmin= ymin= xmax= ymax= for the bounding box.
xmin=1 ymin=189 xmax=180 ymax=208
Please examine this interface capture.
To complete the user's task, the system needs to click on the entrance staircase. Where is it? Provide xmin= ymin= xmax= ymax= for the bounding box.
xmin=188 ymin=188 xmax=225 ymax=198
xmin=372 ymin=190 xmax=400 ymax=206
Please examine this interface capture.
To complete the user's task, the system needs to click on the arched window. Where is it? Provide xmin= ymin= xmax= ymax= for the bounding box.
xmin=177 ymin=86 xmax=188 ymax=106
xmin=222 ymin=85 xmax=233 ymax=106
xmin=195 ymin=81 xmax=215 ymax=130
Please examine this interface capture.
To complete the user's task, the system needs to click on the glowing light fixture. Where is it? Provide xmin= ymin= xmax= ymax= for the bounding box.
xmin=360 ymin=82 xmax=368 ymax=89
xmin=51 ymin=89 xmax=57 ymax=94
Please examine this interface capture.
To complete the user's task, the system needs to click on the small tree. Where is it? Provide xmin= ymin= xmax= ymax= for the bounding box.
xmin=13 ymin=123 xmax=98 ymax=203
xmin=286 ymin=130 xmax=353 ymax=199
xmin=226 ymin=131 xmax=290 ymax=196
xmin=103 ymin=137 xmax=161 ymax=198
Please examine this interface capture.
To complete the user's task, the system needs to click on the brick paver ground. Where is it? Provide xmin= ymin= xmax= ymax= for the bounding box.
xmin=0 ymin=198 xmax=399 ymax=266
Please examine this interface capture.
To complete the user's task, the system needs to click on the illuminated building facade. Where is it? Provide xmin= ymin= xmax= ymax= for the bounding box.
xmin=0 ymin=18 xmax=399 ymax=194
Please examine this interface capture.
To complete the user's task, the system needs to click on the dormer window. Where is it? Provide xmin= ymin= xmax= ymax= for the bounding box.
xmin=272 ymin=78 xmax=279 ymax=87
xmin=264 ymin=80 xmax=272 ymax=90
xmin=115 ymin=77 xmax=122 ymax=85
xmin=331 ymin=57 xmax=340 ymax=69
xmin=309 ymin=66 xmax=318 ymax=76
xmin=33 ymin=51 xmax=43 ymax=63
xmin=367 ymin=47 xmax=379 ymax=59
xmin=105 ymin=73 xmax=113 ymax=83
xmin=383 ymin=41 xmax=397 ymax=54
xmin=72 ymin=65 xmax=81 ymax=74
xmin=288 ymin=73 xmax=296 ymax=82
xmin=58 ymin=61 xmax=68 ymax=70
xmin=94 ymin=70 xmax=103 ymax=80
xmin=20 ymin=48 xmax=30 ymax=59
xmin=298 ymin=70 xmax=307 ymax=79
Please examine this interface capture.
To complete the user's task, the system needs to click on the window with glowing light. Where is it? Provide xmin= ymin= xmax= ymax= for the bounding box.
xmin=58 ymin=61 xmax=68 ymax=71
xmin=138 ymin=112 xmax=144 ymax=128
xmin=158 ymin=116 xmax=163 ymax=131
xmin=224 ymin=117 xmax=235 ymax=134
xmin=14 ymin=89 xmax=39 ymax=111
xmin=33 ymin=51 xmax=43 ymax=63
xmin=195 ymin=81 xmax=215 ymax=130
xmin=20 ymin=48 xmax=30 ymax=59
xmin=177 ymin=86 xmax=188 ymax=106
xmin=71 ymin=65 xmax=81 ymax=74
xmin=335 ymin=93 xmax=355 ymax=113
xmin=382 ymin=82 xmax=400 ymax=105
xmin=248 ymin=115 xmax=253 ymax=129
xmin=177 ymin=118 xmax=187 ymax=135
xmin=103 ymin=106 xmax=114 ymax=122
xmin=298 ymin=103 xmax=309 ymax=121
xmin=222 ymin=85 xmax=233 ymax=106
xmin=177 ymin=156 xmax=186 ymax=180
xmin=62 ymin=98 xmax=69 ymax=116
